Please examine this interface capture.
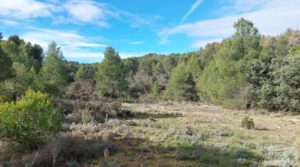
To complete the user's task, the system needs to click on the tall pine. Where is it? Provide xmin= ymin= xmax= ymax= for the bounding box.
xmin=0 ymin=45 xmax=14 ymax=84
xmin=96 ymin=47 xmax=128 ymax=98
xmin=40 ymin=42 xmax=68 ymax=93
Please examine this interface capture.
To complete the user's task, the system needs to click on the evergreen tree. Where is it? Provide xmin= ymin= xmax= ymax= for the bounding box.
xmin=150 ymin=81 xmax=160 ymax=98
xmin=0 ymin=46 xmax=14 ymax=84
xmin=75 ymin=65 xmax=97 ymax=81
xmin=96 ymin=47 xmax=128 ymax=98
xmin=40 ymin=42 xmax=68 ymax=93
xmin=165 ymin=63 xmax=198 ymax=101
xmin=197 ymin=18 xmax=261 ymax=107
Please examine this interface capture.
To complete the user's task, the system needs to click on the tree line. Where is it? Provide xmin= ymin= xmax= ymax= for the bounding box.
xmin=1 ymin=18 xmax=300 ymax=112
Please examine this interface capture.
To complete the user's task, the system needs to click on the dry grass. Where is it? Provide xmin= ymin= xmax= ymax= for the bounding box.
xmin=121 ymin=102 xmax=300 ymax=166
xmin=1 ymin=101 xmax=299 ymax=166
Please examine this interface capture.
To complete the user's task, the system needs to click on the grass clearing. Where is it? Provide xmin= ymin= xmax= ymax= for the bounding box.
xmin=1 ymin=101 xmax=299 ymax=166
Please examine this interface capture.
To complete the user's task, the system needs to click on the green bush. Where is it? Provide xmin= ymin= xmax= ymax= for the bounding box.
xmin=247 ymin=55 xmax=300 ymax=112
xmin=0 ymin=89 xmax=63 ymax=148
xmin=0 ymin=92 xmax=13 ymax=103
xmin=241 ymin=116 xmax=255 ymax=129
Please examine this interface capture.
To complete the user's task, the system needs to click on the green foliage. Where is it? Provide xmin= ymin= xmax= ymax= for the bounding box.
xmin=40 ymin=42 xmax=68 ymax=94
xmin=75 ymin=64 xmax=97 ymax=81
xmin=261 ymin=29 xmax=300 ymax=58
xmin=288 ymin=44 xmax=300 ymax=56
xmin=64 ymin=61 xmax=80 ymax=82
xmin=184 ymin=53 xmax=203 ymax=80
xmin=12 ymin=63 xmax=37 ymax=93
xmin=241 ymin=116 xmax=255 ymax=129
xmin=96 ymin=47 xmax=128 ymax=98
xmin=0 ymin=89 xmax=63 ymax=148
xmin=175 ymin=145 xmax=261 ymax=166
xmin=0 ymin=35 xmax=43 ymax=94
xmin=197 ymin=18 xmax=261 ymax=107
xmin=125 ymin=54 xmax=179 ymax=97
xmin=0 ymin=45 xmax=14 ymax=83
xmin=150 ymin=81 xmax=160 ymax=98
xmin=247 ymin=55 xmax=300 ymax=112
xmin=165 ymin=63 xmax=198 ymax=101
xmin=81 ymin=111 xmax=92 ymax=124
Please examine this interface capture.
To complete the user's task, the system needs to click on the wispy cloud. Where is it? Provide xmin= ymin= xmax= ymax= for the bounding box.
xmin=129 ymin=41 xmax=145 ymax=45
xmin=0 ymin=0 xmax=159 ymax=29
xmin=180 ymin=0 xmax=204 ymax=24
xmin=21 ymin=28 xmax=106 ymax=59
xmin=160 ymin=0 xmax=300 ymax=48
xmin=0 ymin=0 xmax=54 ymax=19
xmin=159 ymin=0 xmax=204 ymax=44
xmin=0 ymin=19 xmax=19 ymax=26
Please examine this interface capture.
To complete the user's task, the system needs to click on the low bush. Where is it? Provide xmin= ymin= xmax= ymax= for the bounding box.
xmin=241 ymin=116 xmax=255 ymax=129
xmin=81 ymin=110 xmax=93 ymax=124
xmin=0 ymin=89 xmax=63 ymax=149
xmin=111 ymin=101 xmax=122 ymax=111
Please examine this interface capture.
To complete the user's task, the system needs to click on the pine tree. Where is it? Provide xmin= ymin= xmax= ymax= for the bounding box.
xmin=165 ymin=63 xmax=198 ymax=101
xmin=150 ymin=81 xmax=160 ymax=98
xmin=0 ymin=46 xmax=14 ymax=84
xmin=96 ymin=47 xmax=128 ymax=98
xmin=40 ymin=42 xmax=68 ymax=93
xmin=197 ymin=18 xmax=261 ymax=107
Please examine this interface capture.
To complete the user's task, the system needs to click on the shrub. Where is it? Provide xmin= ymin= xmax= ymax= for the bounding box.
xmin=247 ymin=56 xmax=300 ymax=112
xmin=111 ymin=101 xmax=122 ymax=111
xmin=35 ymin=134 xmax=116 ymax=166
xmin=81 ymin=110 xmax=92 ymax=124
xmin=0 ymin=92 xmax=13 ymax=103
xmin=241 ymin=116 xmax=255 ymax=129
xmin=0 ymin=89 xmax=63 ymax=148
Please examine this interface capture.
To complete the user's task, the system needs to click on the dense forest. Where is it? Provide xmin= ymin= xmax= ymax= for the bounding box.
xmin=1 ymin=18 xmax=300 ymax=166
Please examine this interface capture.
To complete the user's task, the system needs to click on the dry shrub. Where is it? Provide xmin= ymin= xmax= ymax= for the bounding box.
xmin=111 ymin=101 xmax=122 ymax=111
xmin=57 ymin=98 xmax=134 ymax=124
xmin=34 ymin=134 xmax=116 ymax=167
xmin=55 ymin=100 xmax=74 ymax=114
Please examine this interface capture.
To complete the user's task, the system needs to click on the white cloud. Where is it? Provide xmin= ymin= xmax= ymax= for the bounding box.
xmin=63 ymin=51 xmax=103 ymax=59
xmin=65 ymin=1 xmax=104 ymax=22
xmin=0 ymin=0 xmax=153 ymax=29
xmin=129 ymin=41 xmax=145 ymax=45
xmin=160 ymin=0 xmax=300 ymax=47
xmin=21 ymin=28 xmax=105 ymax=59
xmin=63 ymin=0 xmax=115 ymax=27
xmin=66 ymin=41 xmax=106 ymax=48
xmin=0 ymin=19 xmax=19 ymax=26
xmin=180 ymin=0 xmax=204 ymax=24
xmin=0 ymin=0 xmax=54 ymax=19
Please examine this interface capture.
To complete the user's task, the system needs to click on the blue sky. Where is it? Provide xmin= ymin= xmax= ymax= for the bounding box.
xmin=0 ymin=0 xmax=300 ymax=63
